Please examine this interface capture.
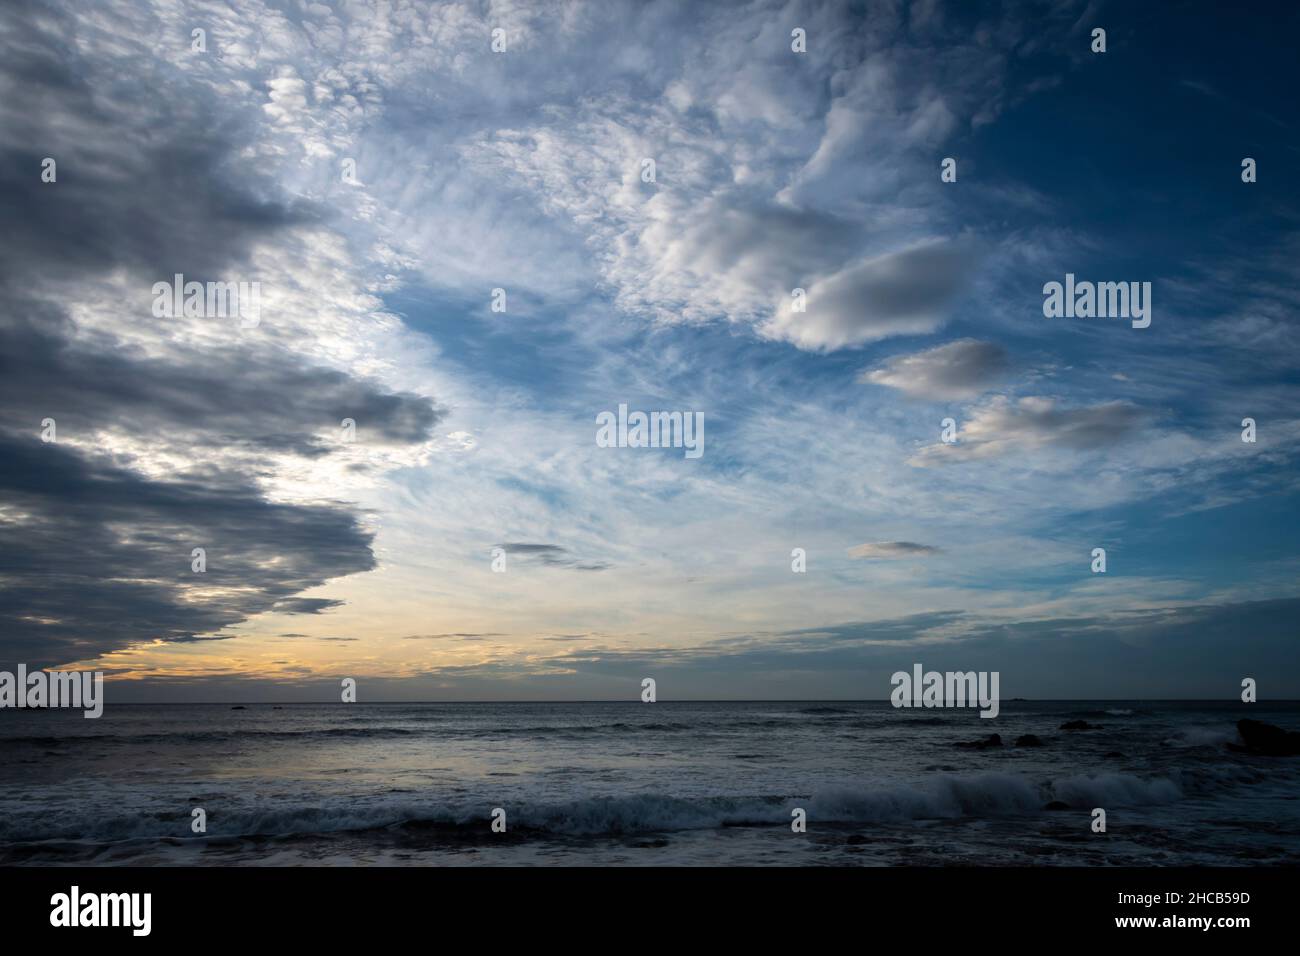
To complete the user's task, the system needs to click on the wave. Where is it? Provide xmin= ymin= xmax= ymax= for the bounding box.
xmin=0 ymin=769 xmax=1214 ymax=846
xmin=1047 ymin=773 xmax=1181 ymax=807
xmin=0 ymin=720 xmax=720 ymax=748
xmin=0 ymin=727 xmax=421 ymax=746
xmin=0 ymin=736 xmax=67 ymax=748
xmin=1163 ymin=726 xmax=1239 ymax=748
xmin=468 ymin=721 xmax=699 ymax=736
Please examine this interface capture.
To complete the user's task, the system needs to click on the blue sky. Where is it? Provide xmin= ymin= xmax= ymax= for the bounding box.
xmin=1 ymin=0 xmax=1297 ymax=699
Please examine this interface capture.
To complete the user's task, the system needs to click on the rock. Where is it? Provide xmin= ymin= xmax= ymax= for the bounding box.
xmin=956 ymin=733 xmax=1003 ymax=750
xmin=230 ymin=705 xmax=246 ymax=710
xmin=1015 ymin=734 xmax=1045 ymax=747
xmin=1060 ymin=720 xmax=1100 ymax=730
xmin=1044 ymin=801 xmax=1070 ymax=811
xmin=1233 ymin=719 xmax=1300 ymax=756
xmin=845 ymin=834 xmax=869 ymax=845
xmin=1104 ymin=751 xmax=1125 ymax=759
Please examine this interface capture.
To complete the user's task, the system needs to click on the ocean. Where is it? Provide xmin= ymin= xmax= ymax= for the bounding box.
xmin=1 ymin=700 xmax=1297 ymax=866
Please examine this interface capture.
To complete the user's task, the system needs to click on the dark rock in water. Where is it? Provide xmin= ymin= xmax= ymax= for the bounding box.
xmin=1060 ymin=720 xmax=1100 ymax=730
xmin=845 ymin=834 xmax=869 ymax=845
xmin=956 ymin=733 xmax=1003 ymax=750
xmin=230 ymin=705 xmax=246 ymax=710
xmin=1044 ymin=801 xmax=1070 ymax=811
xmin=1233 ymin=718 xmax=1300 ymax=756
xmin=1104 ymin=751 xmax=1125 ymax=759
xmin=1015 ymin=734 xmax=1045 ymax=747
xmin=632 ymin=839 xmax=669 ymax=849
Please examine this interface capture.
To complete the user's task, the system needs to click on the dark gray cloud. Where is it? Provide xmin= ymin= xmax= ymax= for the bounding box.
xmin=993 ymin=400 xmax=1145 ymax=449
xmin=271 ymin=598 xmax=346 ymax=616
xmin=0 ymin=1 xmax=441 ymax=666
xmin=0 ymin=433 xmax=375 ymax=668
xmin=766 ymin=240 xmax=979 ymax=350
xmin=502 ymin=598 xmax=1300 ymax=699
xmin=493 ymin=543 xmax=610 ymax=571
xmin=0 ymin=298 xmax=441 ymax=455
xmin=914 ymin=396 xmax=1148 ymax=464
xmin=862 ymin=339 xmax=1010 ymax=399
xmin=847 ymin=541 xmax=943 ymax=559
xmin=0 ymin=0 xmax=318 ymax=281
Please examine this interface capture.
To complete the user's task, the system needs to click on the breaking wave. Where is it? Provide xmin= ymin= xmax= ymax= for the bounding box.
xmin=0 ymin=770 xmax=1210 ymax=845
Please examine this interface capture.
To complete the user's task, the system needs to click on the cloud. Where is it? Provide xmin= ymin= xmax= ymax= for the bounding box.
xmin=615 ymin=198 xmax=862 ymax=327
xmin=4 ymin=0 xmax=1297 ymax=702
xmin=403 ymin=633 xmax=506 ymax=640
xmin=847 ymin=541 xmax=943 ymax=559
xmin=0 ymin=1 xmax=319 ymax=283
xmin=489 ymin=598 xmax=1300 ymax=697
xmin=0 ymin=300 xmax=441 ymax=456
xmin=782 ymin=611 xmax=967 ymax=642
xmin=493 ymin=543 xmax=610 ymax=571
xmin=862 ymin=339 xmax=1009 ymax=399
xmin=276 ymin=634 xmax=358 ymax=642
xmin=762 ymin=240 xmax=978 ymax=351
xmin=0 ymin=0 xmax=442 ymax=667
xmin=441 ymin=3 xmax=1017 ymax=352
xmin=0 ymin=434 xmax=377 ymax=669
xmin=912 ymin=396 xmax=1147 ymax=464
xmin=98 ymin=597 xmax=1300 ymax=701
xmin=271 ymin=598 xmax=346 ymax=615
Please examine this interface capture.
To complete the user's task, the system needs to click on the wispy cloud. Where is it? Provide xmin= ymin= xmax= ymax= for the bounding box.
xmin=848 ymin=542 xmax=944 ymax=560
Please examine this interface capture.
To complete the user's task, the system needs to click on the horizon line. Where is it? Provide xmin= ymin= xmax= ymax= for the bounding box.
xmin=80 ymin=697 xmax=1293 ymax=705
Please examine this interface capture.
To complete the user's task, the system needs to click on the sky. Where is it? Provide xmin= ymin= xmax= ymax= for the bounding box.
xmin=1 ymin=0 xmax=1298 ymax=701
